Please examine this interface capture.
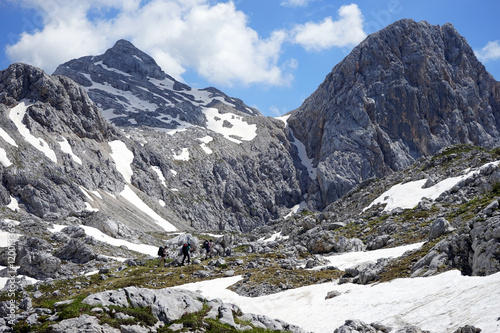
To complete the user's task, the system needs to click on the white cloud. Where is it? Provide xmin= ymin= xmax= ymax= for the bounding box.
xmin=5 ymin=1 xmax=366 ymax=87
xmin=291 ymin=3 xmax=366 ymax=51
xmin=475 ymin=40 xmax=500 ymax=63
xmin=281 ymin=0 xmax=314 ymax=7
xmin=5 ymin=0 xmax=292 ymax=87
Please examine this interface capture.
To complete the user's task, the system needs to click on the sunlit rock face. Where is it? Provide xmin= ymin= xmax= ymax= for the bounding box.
xmin=288 ymin=19 xmax=500 ymax=205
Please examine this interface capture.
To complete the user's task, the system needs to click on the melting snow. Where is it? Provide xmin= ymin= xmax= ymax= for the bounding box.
xmin=284 ymin=201 xmax=307 ymax=218
xmin=198 ymin=135 xmax=213 ymax=154
xmin=119 ymin=185 xmax=177 ymax=232
xmin=109 ymin=140 xmax=134 ymax=183
xmin=175 ymin=245 xmax=500 ymax=333
xmin=173 ymin=147 xmax=190 ymax=161
xmin=151 ymin=166 xmax=167 ymax=187
xmin=365 ymin=161 xmax=500 ymax=212
xmin=277 ymin=115 xmax=316 ymax=179
xmin=7 ymin=196 xmax=19 ymax=211
xmin=9 ymin=100 xmax=57 ymax=163
xmin=94 ymin=61 xmax=132 ymax=77
xmin=0 ymin=127 xmax=17 ymax=147
xmin=49 ymin=224 xmax=157 ymax=256
xmin=204 ymin=108 xmax=257 ymax=144
xmin=0 ymin=148 xmax=11 ymax=167
xmin=58 ymin=137 xmax=82 ymax=165
xmin=315 ymin=242 xmax=425 ymax=270
xmin=258 ymin=232 xmax=289 ymax=243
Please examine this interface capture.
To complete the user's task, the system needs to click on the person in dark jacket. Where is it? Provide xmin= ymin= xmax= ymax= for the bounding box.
xmin=181 ymin=242 xmax=191 ymax=265
xmin=158 ymin=245 xmax=167 ymax=267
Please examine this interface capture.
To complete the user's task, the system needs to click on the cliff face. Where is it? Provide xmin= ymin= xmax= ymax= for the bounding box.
xmin=288 ymin=19 xmax=500 ymax=205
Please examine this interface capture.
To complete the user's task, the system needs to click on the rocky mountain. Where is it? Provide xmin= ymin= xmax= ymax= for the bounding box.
xmin=288 ymin=19 xmax=500 ymax=206
xmin=1 ymin=19 xmax=499 ymax=234
xmin=0 ymin=18 xmax=500 ymax=333
xmin=53 ymin=39 xmax=261 ymax=129
xmin=49 ymin=39 xmax=319 ymax=232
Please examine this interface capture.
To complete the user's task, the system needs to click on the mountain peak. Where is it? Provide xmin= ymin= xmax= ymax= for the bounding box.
xmin=288 ymin=18 xmax=500 ymax=204
xmin=100 ymin=39 xmax=166 ymax=80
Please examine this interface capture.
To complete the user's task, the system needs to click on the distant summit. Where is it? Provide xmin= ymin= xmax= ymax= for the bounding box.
xmin=100 ymin=39 xmax=168 ymax=80
xmin=53 ymin=40 xmax=261 ymax=129
xmin=288 ymin=19 xmax=500 ymax=204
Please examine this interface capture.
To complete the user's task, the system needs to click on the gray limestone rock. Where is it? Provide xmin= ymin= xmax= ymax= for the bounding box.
xmin=54 ymin=238 xmax=96 ymax=264
xmin=429 ymin=217 xmax=455 ymax=240
xmin=288 ymin=19 xmax=500 ymax=206
xmin=50 ymin=314 xmax=120 ymax=333
xmin=17 ymin=251 xmax=61 ymax=279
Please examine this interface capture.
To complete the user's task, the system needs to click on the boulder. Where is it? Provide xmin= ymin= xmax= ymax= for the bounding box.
xmin=334 ymin=319 xmax=391 ymax=332
xmin=83 ymin=287 xmax=204 ymax=324
xmin=17 ymin=251 xmax=61 ymax=279
xmin=470 ymin=216 xmax=500 ymax=276
xmin=14 ymin=236 xmax=52 ymax=265
xmin=429 ymin=217 xmax=455 ymax=240
xmin=50 ymin=314 xmax=120 ymax=333
xmin=453 ymin=325 xmax=482 ymax=333
xmin=54 ymin=238 xmax=96 ymax=264
xmin=60 ymin=225 xmax=86 ymax=238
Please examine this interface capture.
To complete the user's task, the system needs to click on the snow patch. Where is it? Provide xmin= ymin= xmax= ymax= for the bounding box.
xmin=175 ymin=244 xmax=500 ymax=333
xmin=7 ymin=197 xmax=19 ymax=212
xmin=0 ymin=148 xmax=11 ymax=167
xmin=151 ymin=166 xmax=167 ymax=187
xmin=173 ymin=148 xmax=190 ymax=161
xmin=365 ymin=161 xmax=500 ymax=212
xmin=258 ymin=232 xmax=289 ymax=243
xmin=316 ymin=242 xmax=424 ymax=270
xmin=204 ymin=108 xmax=257 ymax=144
xmin=58 ymin=137 xmax=82 ymax=165
xmin=119 ymin=185 xmax=177 ymax=232
xmin=9 ymin=100 xmax=58 ymax=163
xmin=94 ymin=61 xmax=132 ymax=77
xmin=49 ymin=224 xmax=157 ymax=256
xmin=198 ymin=135 xmax=213 ymax=154
xmin=109 ymin=140 xmax=134 ymax=183
xmin=0 ymin=127 xmax=18 ymax=147
xmin=284 ymin=201 xmax=307 ymax=218
xmin=290 ymin=131 xmax=316 ymax=179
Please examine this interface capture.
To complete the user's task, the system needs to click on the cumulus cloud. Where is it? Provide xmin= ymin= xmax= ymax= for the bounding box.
xmin=5 ymin=0 xmax=366 ymax=87
xmin=6 ymin=0 xmax=294 ymax=86
xmin=281 ymin=0 xmax=314 ymax=7
xmin=475 ymin=41 xmax=500 ymax=63
xmin=291 ymin=3 xmax=366 ymax=51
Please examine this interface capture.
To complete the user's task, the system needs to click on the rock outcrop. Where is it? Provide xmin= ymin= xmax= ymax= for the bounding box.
xmin=288 ymin=19 xmax=500 ymax=206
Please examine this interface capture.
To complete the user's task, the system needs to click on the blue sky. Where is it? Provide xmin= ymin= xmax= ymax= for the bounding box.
xmin=0 ymin=0 xmax=499 ymax=117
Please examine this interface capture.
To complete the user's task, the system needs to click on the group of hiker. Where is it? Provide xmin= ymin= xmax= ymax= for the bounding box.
xmin=157 ymin=239 xmax=215 ymax=267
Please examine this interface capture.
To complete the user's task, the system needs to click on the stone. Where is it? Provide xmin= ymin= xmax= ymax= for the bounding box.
xmin=429 ymin=217 xmax=455 ymax=240
xmin=49 ymin=314 xmax=120 ymax=333
xmin=325 ymin=290 xmax=341 ymax=300
xmin=54 ymin=238 xmax=96 ymax=264
xmin=17 ymin=251 xmax=61 ymax=279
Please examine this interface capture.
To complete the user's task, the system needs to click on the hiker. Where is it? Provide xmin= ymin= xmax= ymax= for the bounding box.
xmin=202 ymin=239 xmax=213 ymax=259
xmin=157 ymin=245 xmax=167 ymax=267
xmin=181 ymin=242 xmax=191 ymax=265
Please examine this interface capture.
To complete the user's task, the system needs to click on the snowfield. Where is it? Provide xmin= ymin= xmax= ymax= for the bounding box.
xmin=175 ymin=253 xmax=500 ymax=333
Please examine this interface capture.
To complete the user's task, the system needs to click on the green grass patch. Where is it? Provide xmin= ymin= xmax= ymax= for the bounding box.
xmin=377 ymin=238 xmax=442 ymax=282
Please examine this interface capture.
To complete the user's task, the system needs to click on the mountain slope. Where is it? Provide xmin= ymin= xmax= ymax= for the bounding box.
xmin=50 ymin=40 xmax=317 ymax=231
xmin=0 ymin=63 xmax=312 ymax=233
xmin=0 ymin=63 xmax=192 ymax=232
xmin=288 ymin=19 xmax=500 ymax=206
xmin=53 ymin=39 xmax=261 ymax=130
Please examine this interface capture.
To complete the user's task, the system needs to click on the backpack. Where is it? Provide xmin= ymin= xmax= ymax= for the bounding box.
xmin=182 ymin=243 xmax=189 ymax=254
xmin=157 ymin=246 xmax=164 ymax=256
xmin=203 ymin=240 xmax=209 ymax=249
